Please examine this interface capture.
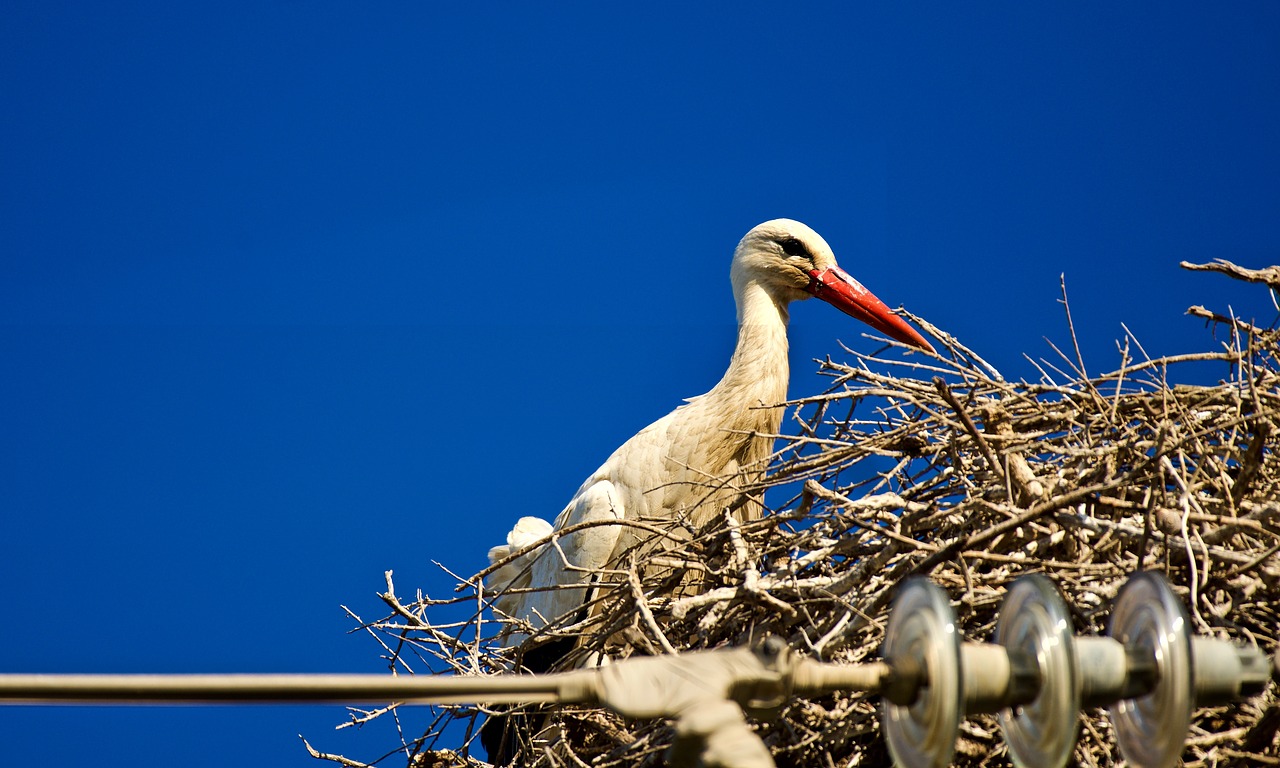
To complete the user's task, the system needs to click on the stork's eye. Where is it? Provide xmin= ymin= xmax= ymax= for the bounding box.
xmin=780 ymin=237 xmax=810 ymax=258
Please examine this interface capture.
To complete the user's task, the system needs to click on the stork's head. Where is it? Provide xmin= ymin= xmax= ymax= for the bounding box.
xmin=732 ymin=219 xmax=935 ymax=353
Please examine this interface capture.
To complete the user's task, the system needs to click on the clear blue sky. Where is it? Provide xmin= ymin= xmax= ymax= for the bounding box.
xmin=2 ymin=4 xmax=1278 ymax=766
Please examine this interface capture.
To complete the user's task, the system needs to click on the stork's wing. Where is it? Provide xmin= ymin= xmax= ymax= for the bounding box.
xmin=486 ymin=515 xmax=554 ymax=620
xmin=486 ymin=480 xmax=624 ymax=645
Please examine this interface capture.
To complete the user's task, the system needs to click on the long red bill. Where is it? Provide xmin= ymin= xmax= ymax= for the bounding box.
xmin=805 ymin=267 xmax=935 ymax=354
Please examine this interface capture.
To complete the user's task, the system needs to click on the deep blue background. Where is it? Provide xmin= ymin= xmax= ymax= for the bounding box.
xmin=3 ymin=4 xmax=1278 ymax=765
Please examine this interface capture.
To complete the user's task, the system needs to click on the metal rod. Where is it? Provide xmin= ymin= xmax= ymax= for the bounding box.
xmin=0 ymin=672 xmax=602 ymax=706
xmin=790 ymin=659 xmax=891 ymax=696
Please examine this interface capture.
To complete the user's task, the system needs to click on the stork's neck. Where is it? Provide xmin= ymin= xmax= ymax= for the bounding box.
xmin=707 ymin=280 xmax=791 ymax=410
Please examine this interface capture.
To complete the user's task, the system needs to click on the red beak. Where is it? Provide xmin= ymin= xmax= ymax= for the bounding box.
xmin=805 ymin=267 xmax=935 ymax=354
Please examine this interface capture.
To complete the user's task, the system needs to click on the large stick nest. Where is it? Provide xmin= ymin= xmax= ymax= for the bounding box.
xmin=324 ymin=260 xmax=1280 ymax=768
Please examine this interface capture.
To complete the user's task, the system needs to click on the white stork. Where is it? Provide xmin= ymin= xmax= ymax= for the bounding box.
xmin=485 ymin=219 xmax=933 ymax=654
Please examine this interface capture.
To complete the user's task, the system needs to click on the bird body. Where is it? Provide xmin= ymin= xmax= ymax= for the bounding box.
xmin=485 ymin=219 xmax=932 ymax=649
